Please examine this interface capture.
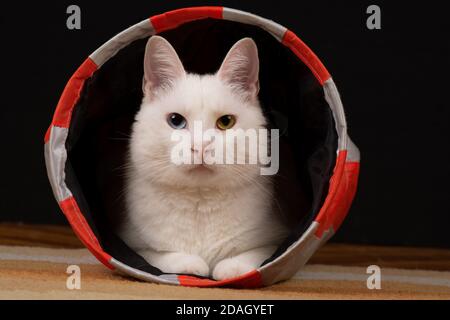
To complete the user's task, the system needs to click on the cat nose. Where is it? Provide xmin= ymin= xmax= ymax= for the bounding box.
xmin=191 ymin=140 xmax=212 ymax=154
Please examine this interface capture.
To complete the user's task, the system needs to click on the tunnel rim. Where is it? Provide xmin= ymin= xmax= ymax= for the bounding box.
xmin=44 ymin=6 xmax=359 ymax=287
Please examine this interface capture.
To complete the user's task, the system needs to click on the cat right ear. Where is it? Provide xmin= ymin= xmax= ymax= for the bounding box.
xmin=217 ymin=38 xmax=260 ymax=100
xmin=142 ymin=36 xmax=185 ymax=98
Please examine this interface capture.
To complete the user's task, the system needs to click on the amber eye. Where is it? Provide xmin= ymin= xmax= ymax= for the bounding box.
xmin=167 ymin=113 xmax=187 ymax=129
xmin=216 ymin=115 xmax=236 ymax=130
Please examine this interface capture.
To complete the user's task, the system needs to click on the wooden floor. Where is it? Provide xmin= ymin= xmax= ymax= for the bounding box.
xmin=1 ymin=223 xmax=450 ymax=271
xmin=2 ymin=223 xmax=450 ymax=299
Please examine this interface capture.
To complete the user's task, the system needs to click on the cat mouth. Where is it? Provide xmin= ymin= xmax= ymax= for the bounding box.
xmin=187 ymin=164 xmax=215 ymax=174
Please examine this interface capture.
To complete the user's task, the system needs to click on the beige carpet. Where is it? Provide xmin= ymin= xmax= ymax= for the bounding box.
xmin=1 ymin=245 xmax=450 ymax=300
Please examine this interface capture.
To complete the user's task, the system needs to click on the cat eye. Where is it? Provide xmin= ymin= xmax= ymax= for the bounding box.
xmin=216 ymin=115 xmax=236 ymax=130
xmin=167 ymin=113 xmax=187 ymax=129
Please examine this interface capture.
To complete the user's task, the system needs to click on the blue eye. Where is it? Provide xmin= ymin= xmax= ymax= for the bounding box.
xmin=167 ymin=113 xmax=187 ymax=129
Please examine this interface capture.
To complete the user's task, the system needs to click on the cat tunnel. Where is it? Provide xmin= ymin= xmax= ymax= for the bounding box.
xmin=44 ymin=6 xmax=360 ymax=288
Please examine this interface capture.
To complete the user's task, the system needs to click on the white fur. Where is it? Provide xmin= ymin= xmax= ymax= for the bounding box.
xmin=119 ymin=36 xmax=288 ymax=280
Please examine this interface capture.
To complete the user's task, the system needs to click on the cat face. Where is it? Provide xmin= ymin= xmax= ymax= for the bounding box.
xmin=129 ymin=36 xmax=268 ymax=188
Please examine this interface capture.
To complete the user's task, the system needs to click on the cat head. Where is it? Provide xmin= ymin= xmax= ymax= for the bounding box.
xmin=129 ymin=36 xmax=268 ymax=188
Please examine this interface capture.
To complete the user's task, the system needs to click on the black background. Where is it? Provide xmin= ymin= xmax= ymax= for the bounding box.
xmin=0 ymin=0 xmax=448 ymax=247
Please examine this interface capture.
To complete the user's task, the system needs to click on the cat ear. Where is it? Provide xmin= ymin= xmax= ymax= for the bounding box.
xmin=218 ymin=38 xmax=260 ymax=99
xmin=143 ymin=36 xmax=185 ymax=98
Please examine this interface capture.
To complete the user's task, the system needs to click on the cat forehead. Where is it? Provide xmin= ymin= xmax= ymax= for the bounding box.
xmin=173 ymin=75 xmax=237 ymax=111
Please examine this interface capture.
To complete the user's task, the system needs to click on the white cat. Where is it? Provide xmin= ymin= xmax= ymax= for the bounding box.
xmin=119 ymin=35 xmax=288 ymax=280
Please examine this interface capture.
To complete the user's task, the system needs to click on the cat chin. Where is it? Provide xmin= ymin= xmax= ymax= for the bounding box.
xmin=185 ymin=164 xmax=215 ymax=173
xmin=143 ymin=165 xmax=259 ymax=189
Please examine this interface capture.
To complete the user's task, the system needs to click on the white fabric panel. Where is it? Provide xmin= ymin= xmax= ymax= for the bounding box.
xmin=346 ymin=136 xmax=361 ymax=162
xmin=89 ymin=19 xmax=155 ymax=67
xmin=259 ymin=223 xmax=336 ymax=285
xmin=323 ymin=78 xmax=348 ymax=151
xmin=44 ymin=126 xmax=72 ymax=202
xmin=223 ymin=7 xmax=287 ymax=42
xmin=259 ymin=222 xmax=323 ymax=285
xmin=110 ymin=258 xmax=180 ymax=285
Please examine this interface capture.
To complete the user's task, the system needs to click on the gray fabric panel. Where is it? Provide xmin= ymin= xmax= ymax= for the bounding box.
xmin=109 ymin=258 xmax=180 ymax=285
xmin=44 ymin=126 xmax=72 ymax=202
xmin=259 ymin=222 xmax=325 ymax=285
xmin=323 ymin=78 xmax=348 ymax=151
xmin=346 ymin=136 xmax=361 ymax=162
xmin=89 ymin=19 xmax=155 ymax=67
xmin=223 ymin=7 xmax=287 ymax=42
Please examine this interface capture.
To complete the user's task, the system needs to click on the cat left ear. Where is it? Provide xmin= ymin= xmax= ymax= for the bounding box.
xmin=143 ymin=36 xmax=185 ymax=98
xmin=217 ymin=38 xmax=260 ymax=99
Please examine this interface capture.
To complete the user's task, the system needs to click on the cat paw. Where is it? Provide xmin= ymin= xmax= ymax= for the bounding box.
xmin=212 ymin=258 xmax=255 ymax=280
xmin=164 ymin=253 xmax=210 ymax=277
